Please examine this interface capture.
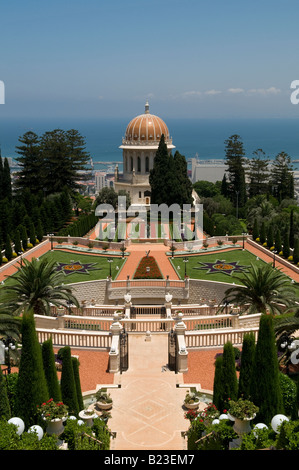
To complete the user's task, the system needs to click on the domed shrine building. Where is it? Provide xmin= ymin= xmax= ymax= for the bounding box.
xmin=114 ymin=101 xmax=175 ymax=208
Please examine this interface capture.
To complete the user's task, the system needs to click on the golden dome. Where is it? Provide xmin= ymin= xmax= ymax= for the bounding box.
xmin=123 ymin=101 xmax=172 ymax=145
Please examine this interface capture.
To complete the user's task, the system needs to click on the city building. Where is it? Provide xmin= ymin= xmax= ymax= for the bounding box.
xmin=114 ymin=101 xmax=175 ymax=208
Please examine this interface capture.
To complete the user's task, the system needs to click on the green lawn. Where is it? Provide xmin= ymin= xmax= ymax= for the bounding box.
xmin=170 ymin=249 xmax=265 ymax=284
xmin=6 ymin=250 xmax=126 ymax=285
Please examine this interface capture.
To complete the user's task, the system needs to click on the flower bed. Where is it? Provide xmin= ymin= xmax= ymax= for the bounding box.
xmin=133 ymin=256 xmax=163 ymax=279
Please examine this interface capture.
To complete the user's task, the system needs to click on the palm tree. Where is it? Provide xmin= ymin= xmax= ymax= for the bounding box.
xmin=221 ymin=262 xmax=299 ymax=315
xmin=0 ymin=257 xmax=79 ymax=316
xmin=0 ymin=311 xmax=22 ymax=340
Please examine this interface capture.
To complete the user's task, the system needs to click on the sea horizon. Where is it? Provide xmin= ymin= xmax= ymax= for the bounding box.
xmin=1 ymin=116 xmax=299 ymax=171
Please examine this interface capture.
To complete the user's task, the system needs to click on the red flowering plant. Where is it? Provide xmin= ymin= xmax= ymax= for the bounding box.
xmin=184 ymin=410 xmax=199 ymax=422
xmin=133 ymin=256 xmax=163 ymax=279
xmin=200 ymin=402 xmax=220 ymax=423
xmin=37 ymin=398 xmax=68 ymax=422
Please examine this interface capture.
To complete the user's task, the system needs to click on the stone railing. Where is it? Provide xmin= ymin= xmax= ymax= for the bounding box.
xmin=34 ymin=311 xmax=261 ymax=335
xmin=50 ymin=305 xmax=123 ymax=317
xmin=36 ymin=327 xmax=111 ymax=349
xmin=185 ymin=326 xmax=259 ymax=348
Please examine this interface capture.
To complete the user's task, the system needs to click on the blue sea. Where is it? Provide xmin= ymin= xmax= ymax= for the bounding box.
xmin=1 ymin=116 xmax=299 ymax=170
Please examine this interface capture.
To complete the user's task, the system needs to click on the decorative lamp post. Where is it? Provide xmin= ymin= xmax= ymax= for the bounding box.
xmin=273 ymin=250 xmax=277 ymax=268
xmin=18 ymin=251 xmax=23 ymax=268
xmin=107 ymin=258 xmax=113 ymax=278
xmin=48 ymin=233 xmax=54 ymax=251
xmin=3 ymin=337 xmax=16 ymax=374
xmin=242 ymin=232 xmax=247 ymax=250
xmin=183 ymin=257 xmax=189 ymax=278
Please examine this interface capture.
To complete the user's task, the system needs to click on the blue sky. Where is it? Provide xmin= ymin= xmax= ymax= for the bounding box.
xmin=1 ymin=0 xmax=299 ymax=119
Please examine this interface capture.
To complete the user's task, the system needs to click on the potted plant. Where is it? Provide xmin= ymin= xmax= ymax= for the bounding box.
xmin=227 ymin=398 xmax=259 ymax=435
xmin=95 ymin=389 xmax=113 ymax=411
xmin=38 ymin=398 xmax=68 ymax=436
xmin=100 ymin=410 xmax=112 ymax=423
xmin=184 ymin=391 xmax=200 ymax=410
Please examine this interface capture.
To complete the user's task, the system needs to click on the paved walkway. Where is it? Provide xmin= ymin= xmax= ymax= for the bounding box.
xmin=108 ymin=334 xmax=194 ymax=451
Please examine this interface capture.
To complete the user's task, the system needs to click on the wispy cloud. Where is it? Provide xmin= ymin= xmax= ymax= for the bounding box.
xmin=205 ymin=89 xmax=222 ymax=95
xmin=227 ymin=88 xmax=245 ymax=94
xmin=183 ymin=91 xmax=202 ymax=97
xmin=248 ymin=87 xmax=281 ymax=95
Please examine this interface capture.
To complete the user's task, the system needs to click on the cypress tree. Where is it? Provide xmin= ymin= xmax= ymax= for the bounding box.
xmin=267 ymin=224 xmax=274 ymax=248
xmin=29 ymin=222 xmax=36 ymax=246
xmin=283 ymin=230 xmax=290 ymax=258
xmin=252 ymin=218 xmax=259 ymax=241
xmin=5 ymin=235 xmax=13 ymax=261
xmin=20 ymin=225 xmax=28 ymax=251
xmin=260 ymin=221 xmax=266 ymax=245
xmin=213 ymin=355 xmax=224 ymax=412
xmin=13 ymin=229 xmax=22 ymax=255
xmin=41 ymin=338 xmax=61 ymax=402
xmin=0 ymin=367 xmax=11 ymax=420
xmin=14 ymin=311 xmax=49 ymax=428
xmin=60 ymin=346 xmax=79 ymax=416
xmin=250 ymin=314 xmax=284 ymax=424
xmin=2 ymin=157 xmax=12 ymax=202
xmin=238 ymin=332 xmax=256 ymax=399
xmin=289 ymin=209 xmax=295 ymax=249
xmin=149 ymin=134 xmax=173 ymax=206
xmin=72 ymin=357 xmax=84 ymax=412
xmin=221 ymin=342 xmax=238 ymax=411
xmin=293 ymin=238 xmax=299 ymax=265
xmin=275 ymin=229 xmax=282 ymax=254
xmin=36 ymin=219 xmax=44 ymax=243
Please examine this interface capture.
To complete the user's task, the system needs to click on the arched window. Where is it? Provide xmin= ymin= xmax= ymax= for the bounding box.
xmin=145 ymin=156 xmax=149 ymax=173
xmin=130 ymin=156 xmax=133 ymax=172
xmin=137 ymin=156 xmax=141 ymax=173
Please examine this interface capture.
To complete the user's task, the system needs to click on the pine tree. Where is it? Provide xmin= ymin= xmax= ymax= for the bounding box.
xmin=14 ymin=311 xmax=49 ymax=427
xmin=248 ymin=149 xmax=270 ymax=198
xmin=60 ymin=346 xmax=79 ymax=416
xmin=250 ymin=314 xmax=284 ymax=424
xmin=238 ymin=332 xmax=255 ymax=399
xmin=15 ymin=131 xmax=43 ymax=195
xmin=224 ymin=134 xmax=247 ymax=208
xmin=41 ymin=338 xmax=61 ymax=402
xmin=270 ymin=152 xmax=294 ymax=202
